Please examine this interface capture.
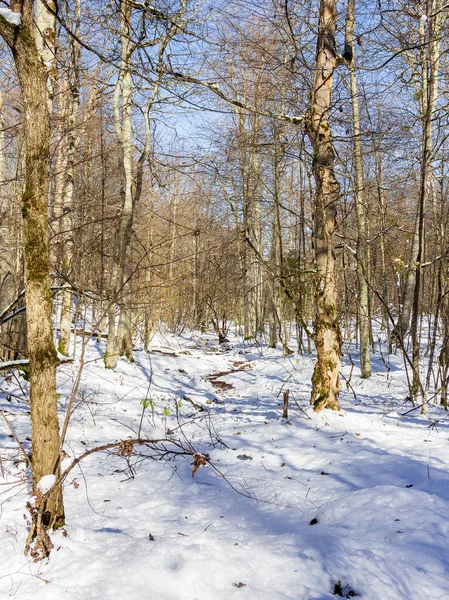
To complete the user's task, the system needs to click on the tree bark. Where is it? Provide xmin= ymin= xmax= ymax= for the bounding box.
xmin=58 ymin=0 xmax=81 ymax=356
xmin=411 ymin=1 xmax=441 ymax=412
xmin=306 ymin=0 xmax=342 ymax=411
xmin=0 ymin=0 xmax=64 ymax=526
xmin=397 ymin=2 xmax=441 ymax=341
xmin=344 ymin=0 xmax=371 ymax=378
xmin=104 ymin=0 xmax=133 ymax=368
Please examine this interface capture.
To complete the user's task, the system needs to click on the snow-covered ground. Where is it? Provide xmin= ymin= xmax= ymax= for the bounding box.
xmin=1 ymin=331 xmax=449 ymax=599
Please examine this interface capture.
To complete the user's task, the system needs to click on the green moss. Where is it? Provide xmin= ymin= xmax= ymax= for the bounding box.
xmin=19 ymin=366 xmax=30 ymax=381
xmin=57 ymin=339 xmax=68 ymax=355
xmin=21 ymin=201 xmax=31 ymax=218
xmin=23 ymin=218 xmax=50 ymax=283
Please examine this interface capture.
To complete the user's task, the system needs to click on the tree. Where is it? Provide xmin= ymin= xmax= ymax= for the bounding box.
xmin=0 ymin=0 xmax=64 ymax=527
xmin=344 ymin=0 xmax=371 ymax=378
xmin=305 ymin=0 xmax=342 ymax=411
xmin=55 ymin=0 xmax=81 ymax=357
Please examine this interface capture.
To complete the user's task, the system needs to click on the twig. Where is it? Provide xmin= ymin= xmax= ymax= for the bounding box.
xmin=0 ymin=412 xmax=31 ymax=466
xmin=400 ymin=403 xmax=424 ymax=416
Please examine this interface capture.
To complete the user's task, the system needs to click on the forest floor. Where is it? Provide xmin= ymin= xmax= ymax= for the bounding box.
xmin=1 ymin=330 xmax=449 ymax=599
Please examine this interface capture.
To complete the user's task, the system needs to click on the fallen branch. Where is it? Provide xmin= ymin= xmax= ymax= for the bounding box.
xmin=25 ymin=436 xmax=197 ymax=558
xmin=0 ymin=356 xmax=74 ymax=371
xmin=150 ymin=349 xmax=178 ymax=358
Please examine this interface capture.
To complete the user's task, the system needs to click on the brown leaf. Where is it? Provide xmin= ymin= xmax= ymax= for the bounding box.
xmin=34 ymin=489 xmax=44 ymax=509
xmin=233 ymin=582 xmax=246 ymax=588
xmin=191 ymin=453 xmax=209 ymax=477
xmin=118 ymin=440 xmax=133 ymax=457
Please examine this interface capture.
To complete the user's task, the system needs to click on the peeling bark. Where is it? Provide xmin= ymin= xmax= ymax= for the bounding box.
xmin=306 ymin=0 xmax=342 ymax=411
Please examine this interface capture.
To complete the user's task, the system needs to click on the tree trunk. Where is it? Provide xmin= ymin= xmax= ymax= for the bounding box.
xmin=374 ymin=119 xmax=391 ymax=352
xmin=398 ymin=3 xmax=441 ymax=341
xmin=0 ymin=0 xmax=64 ymax=526
xmin=104 ymin=0 xmax=133 ymax=368
xmin=58 ymin=0 xmax=81 ymax=356
xmin=344 ymin=0 xmax=371 ymax=378
xmin=306 ymin=0 xmax=342 ymax=411
xmin=411 ymin=1 xmax=441 ymax=412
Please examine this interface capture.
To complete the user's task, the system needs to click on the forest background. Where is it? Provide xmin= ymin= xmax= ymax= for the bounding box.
xmin=0 ymin=0 xmax=448 ymax=566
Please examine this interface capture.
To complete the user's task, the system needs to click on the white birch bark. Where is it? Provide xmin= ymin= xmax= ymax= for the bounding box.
xmin=36 ymin=0 xmax=56 ymax=115
xmin=104 ymin=0 xmax=133 ymax=368
xmin=58 ymin=0 xmax=81 ymax=356
xmin=344 ymin=0 xmax=371 ymax=378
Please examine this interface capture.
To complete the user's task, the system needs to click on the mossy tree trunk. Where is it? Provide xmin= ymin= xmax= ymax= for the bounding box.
xmin=305 ymin=0 xmax=342 ymax=411
xmin=0 ymin=0 xmax=64 ymax=526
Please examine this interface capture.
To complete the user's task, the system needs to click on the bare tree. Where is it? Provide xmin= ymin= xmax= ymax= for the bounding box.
xmin=343 ymin=0 xmax=371 ymax=378
xmin=0 ymin=0 xmax=64 ymax=526
xmin=306 ymin=0 xmax=342 ymax=411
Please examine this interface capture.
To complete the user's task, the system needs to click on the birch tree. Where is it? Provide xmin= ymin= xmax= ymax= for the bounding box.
xmin=343 ymin=0 xmax=371 ymax=378
xmin=57 ymin=0 xmax=81 ymax=356
xmin=104 ymin=0 xmax=193 ymax=368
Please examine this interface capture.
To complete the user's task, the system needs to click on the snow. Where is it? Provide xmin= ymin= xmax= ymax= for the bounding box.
xmin=0 ymin=8 xmax=21 ymax=26
xmin=0 ymin=359 xmax=29 ymax=369
xmin=1 ymin=330 xmax=449 ymax=599
xmin=0 ymin=356 xmax=71 ymax=370
xmin=37 ymin=474 xmax=56 ymax=494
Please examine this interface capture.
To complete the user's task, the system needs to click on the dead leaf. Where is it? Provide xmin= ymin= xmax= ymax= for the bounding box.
xmin=118 ymin=440 xmax=133 ymax=456
xmin=191 ymin=453 xmax=209 ymax=477
xmin=233 ymin=582 xmax=246 ymax=588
